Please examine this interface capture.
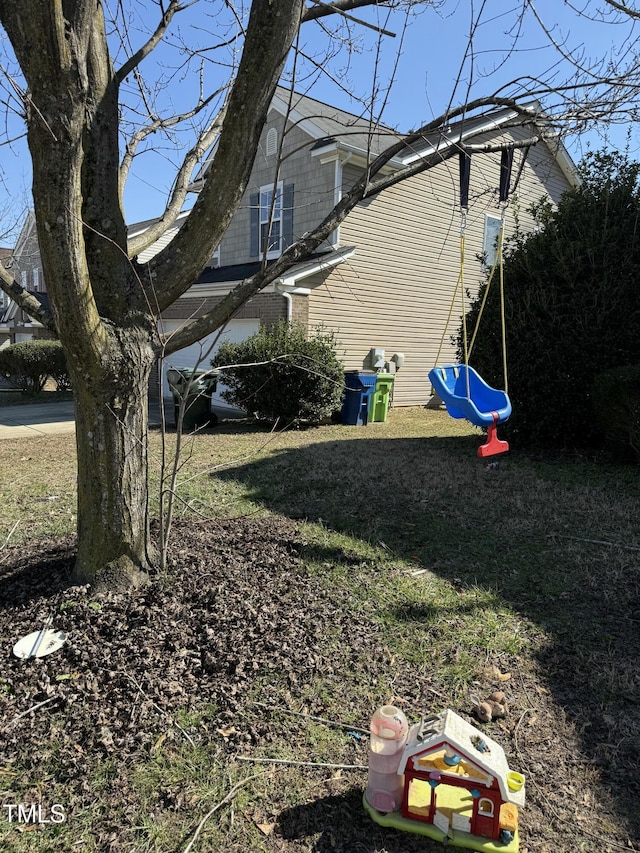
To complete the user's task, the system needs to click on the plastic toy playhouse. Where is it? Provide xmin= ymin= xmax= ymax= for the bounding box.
xmin=364 ymin=706 xmax=525 ymax=852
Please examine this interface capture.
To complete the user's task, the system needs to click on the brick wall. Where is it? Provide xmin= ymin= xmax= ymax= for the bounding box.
xmin=161 ymin=292 xmax=286 ymax=325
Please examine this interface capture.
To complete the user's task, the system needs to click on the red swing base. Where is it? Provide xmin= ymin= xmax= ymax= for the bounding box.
xmin=477 ymin=414 xmax=509 ymax=458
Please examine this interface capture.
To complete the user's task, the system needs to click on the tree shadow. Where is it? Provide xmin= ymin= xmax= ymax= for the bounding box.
xmin=278 ymin=788 xmax=440 ymax=853
xmin=0 ymin=537 xmax=76 ymax=610
xmin=213 ymin=432 xmax=640 ymax=844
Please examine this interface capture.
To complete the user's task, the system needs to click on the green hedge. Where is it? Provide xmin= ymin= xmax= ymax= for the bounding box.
xmin=0 ymin=340 xmax=70 ymax=394
xmin=592 ymin=364 xmax=640 ymax=463
xmin=211 ymin=322 xmax=344 ymax=425
xmin=459 ymin=150 xmax=640 ymax=451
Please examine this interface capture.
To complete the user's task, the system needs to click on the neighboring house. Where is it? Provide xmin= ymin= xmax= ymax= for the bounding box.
xmin=0 ymin=211 xmax=50 ymax=348
xmin=146 ymin=86 xmax=575 ymax=409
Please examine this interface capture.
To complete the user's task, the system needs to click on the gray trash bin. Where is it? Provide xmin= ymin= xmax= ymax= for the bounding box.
xmin=167 ymin=367 xmax=219 ymax=430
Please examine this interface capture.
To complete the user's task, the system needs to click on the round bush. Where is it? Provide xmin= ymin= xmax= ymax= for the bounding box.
xmin=211 ymin=322 xmax=344 ymax=424
xmin=0 ymin=339 xmax=69 ymax=394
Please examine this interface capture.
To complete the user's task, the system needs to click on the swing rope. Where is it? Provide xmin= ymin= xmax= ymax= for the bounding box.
xmin=432 ymin=152 xmax=471 ymax=394
xmin=431 ymin=147 xmax=514 ymax=400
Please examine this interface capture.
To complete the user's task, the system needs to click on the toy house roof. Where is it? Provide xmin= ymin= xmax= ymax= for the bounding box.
xmin=398 ymin=709 xmax=525 ymax=807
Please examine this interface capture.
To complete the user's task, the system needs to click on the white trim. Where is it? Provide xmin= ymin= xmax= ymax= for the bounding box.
xmin=127 ymin=208 xmax=191 ymax=240
xmin=270 ymin=94 xmax=328 ymax=142
xmin=277 ymin=245 xmax=355 ymax=287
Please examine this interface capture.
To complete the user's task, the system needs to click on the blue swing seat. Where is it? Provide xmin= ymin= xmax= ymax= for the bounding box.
xmin=428 ymin=364 xmax=511 ymax=427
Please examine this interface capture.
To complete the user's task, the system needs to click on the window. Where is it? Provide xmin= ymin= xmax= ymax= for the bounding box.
xmin=483 ymin=215 xmax=502 ymax=268
xmin=20 ymin=270 xmax=27 ymax=287
xmin=32 ymin=268 xmax=39 ymax=291
xmin=210 ymin=246 xmax=220 ymax=268
xmin=260 ymin=181 xmax=283 ymax=257
xmin=250 ymin=182 xmax=294 ymax=259
xmin=478 ymin=798 xmax=495 ymax=817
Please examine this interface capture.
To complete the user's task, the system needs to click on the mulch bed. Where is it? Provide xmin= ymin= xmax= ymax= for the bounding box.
xmin=0 ymin=517 xmax=637 ymax=852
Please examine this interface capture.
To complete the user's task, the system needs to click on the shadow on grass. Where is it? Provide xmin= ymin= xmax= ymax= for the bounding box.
xmin=213 ymin=430 xmax=640 ymax=843
xmin=278 ymin=787 xmax=437 ymax=853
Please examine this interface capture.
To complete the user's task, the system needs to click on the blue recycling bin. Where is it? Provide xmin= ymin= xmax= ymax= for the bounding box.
xmin=341 ymin=370 xmax=378 ymax=425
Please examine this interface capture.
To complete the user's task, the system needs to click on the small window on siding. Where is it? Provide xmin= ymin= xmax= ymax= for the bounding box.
xmin=483 ymin=214 xmax=502 ymax=268
xmin=33 ymin=268 xmax=39 ymax=291
xmin=210 ymin=246 xmax=220 ymax=268
xmin=20 ymin=270 xmax=27 ymax=288
xmin=266 ymin=127 xmax=278 ymax=157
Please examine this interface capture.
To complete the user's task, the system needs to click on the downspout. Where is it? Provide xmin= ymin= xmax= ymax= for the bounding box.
xmin=275 ymin=279 xmax=293 ymax=323
xmin=275 ymin=280 xmax=312 ymax=324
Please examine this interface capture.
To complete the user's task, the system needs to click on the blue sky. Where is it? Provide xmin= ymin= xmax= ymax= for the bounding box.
xmin=1 ymin=0 xmax=638 ymax=237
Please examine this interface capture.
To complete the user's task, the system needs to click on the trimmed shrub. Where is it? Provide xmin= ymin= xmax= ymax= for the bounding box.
xmin=592 ymin=364 xmax=640 ymax=463
xmin=48 ymin=343 xmax=72 ymax=391
xmin=459 ymin=150 xmax=640 ymax=450
xmin=0 ymin=340 xmax=69 ymax=394
xmin=211 ymin=322 xmax=344 ymax=424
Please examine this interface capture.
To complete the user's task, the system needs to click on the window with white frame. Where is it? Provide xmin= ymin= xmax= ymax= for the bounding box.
xmin=33 ymin=268 xmax=39 ymax=291
xmin=260 ymin=181 xmax=283 ymax=258
xmin=20 ymin=270 xmax=27 ymax=287
xmin=250 ymin=181 xmax=294 ymax=259
xmin=483 ymin=214 xmax=502 ymax=268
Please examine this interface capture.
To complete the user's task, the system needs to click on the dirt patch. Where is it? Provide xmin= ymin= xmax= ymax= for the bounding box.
xmin=0 ymin=517 xmax=636 ymax=852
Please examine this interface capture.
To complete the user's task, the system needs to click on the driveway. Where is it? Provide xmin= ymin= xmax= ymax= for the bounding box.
xmin=0 ymin=400 xmax=76 ymax=439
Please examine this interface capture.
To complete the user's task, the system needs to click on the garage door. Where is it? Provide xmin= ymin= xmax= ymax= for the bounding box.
xmin=160 ymin=319 xmax=260 ymax=414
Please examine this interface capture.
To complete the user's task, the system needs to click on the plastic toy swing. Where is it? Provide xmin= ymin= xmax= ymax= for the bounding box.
xmin=429 ymin=149 xmax=513 ymax=458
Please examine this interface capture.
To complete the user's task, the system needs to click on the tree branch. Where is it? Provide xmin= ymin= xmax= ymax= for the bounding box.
xmin=0 ymin=269 xmax=56 ymax=333
xmin=114 ymin=0 xmax=188 ymax=84
xmin=604 ymin=0 xmax=640 ymax=19
xmin=143 ymin=0 xmax=305 ymax=310
xmin=302 ymin=0 xmax=403 ymax=23
xmin=125 ymin=99 xmax=227 ymax=257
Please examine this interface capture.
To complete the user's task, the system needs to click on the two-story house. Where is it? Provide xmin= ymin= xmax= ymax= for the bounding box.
xmin=2 ymin=88 xmax=576 ymax=413
xmin=150 ymin=86 xmax=575 ymax=411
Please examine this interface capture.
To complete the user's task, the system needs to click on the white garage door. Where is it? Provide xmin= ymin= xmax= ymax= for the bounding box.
xmin=160 ymin=319 xmax=260 ymax=414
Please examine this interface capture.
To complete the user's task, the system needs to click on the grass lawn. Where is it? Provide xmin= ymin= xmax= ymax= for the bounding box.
xmin=0 ymin=407 xmax=639 ymax=852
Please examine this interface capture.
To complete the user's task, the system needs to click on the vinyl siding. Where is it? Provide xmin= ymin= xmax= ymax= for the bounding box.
xmin=219 ymin=115 xmax=337 ymax=265
xmin=308 ymin=129 xmax=573 ymax=407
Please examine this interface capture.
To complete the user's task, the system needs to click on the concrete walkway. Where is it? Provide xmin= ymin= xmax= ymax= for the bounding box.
xmin=0 ymin=400 xmax=76 ymax=439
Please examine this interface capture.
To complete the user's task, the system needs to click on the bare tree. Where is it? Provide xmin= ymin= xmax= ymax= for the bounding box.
xmin=0 ymin=0 xmax=638 ymax=588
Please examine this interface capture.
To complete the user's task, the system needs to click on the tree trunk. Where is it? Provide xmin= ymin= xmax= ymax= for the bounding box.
xmin=72 ymin=324 xmax=158 ymax=589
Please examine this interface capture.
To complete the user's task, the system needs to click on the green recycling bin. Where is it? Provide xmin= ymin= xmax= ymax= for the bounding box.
xmin=167 ymin=367 xmax=219 ymax=430
xmin=369 ymin=373 xmax=395 ymax=422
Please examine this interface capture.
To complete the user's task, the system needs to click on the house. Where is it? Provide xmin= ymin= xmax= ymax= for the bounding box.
xmin=2 ymin=88 xmax=576 ymax=413
xmin=0 ymin=211 xmax=50 ymax=349
xmin=364 ymin=707 xmax=526 ymax=851
xmin=151 ymin=86 xmax=576 ymax=410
